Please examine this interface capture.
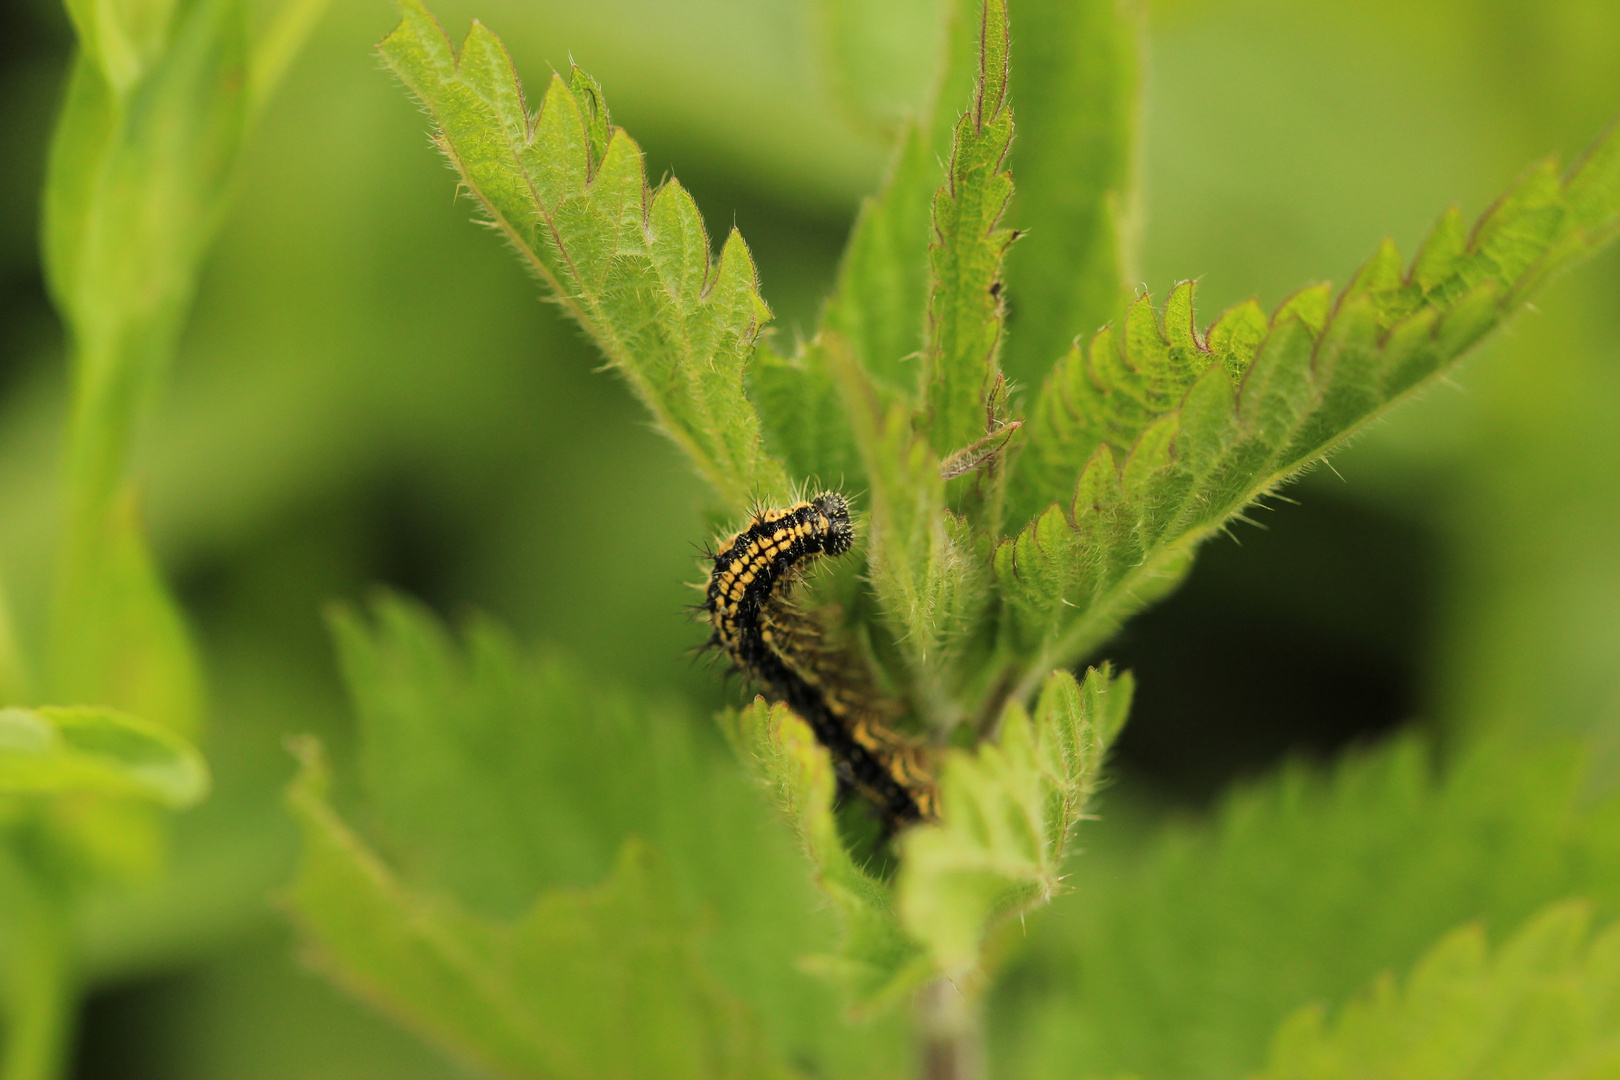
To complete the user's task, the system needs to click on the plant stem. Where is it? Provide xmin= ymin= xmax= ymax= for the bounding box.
xmin=916 ymin=975 xmax=984 ymax=1080
xmin=46 ymin=325 xmax=147 ymax=706
xmin=0 ymin=855 xmax=74 ymax=1080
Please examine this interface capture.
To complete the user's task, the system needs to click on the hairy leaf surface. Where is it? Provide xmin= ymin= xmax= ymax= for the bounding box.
xmin=897 ymin=666 xmax=1130 ymax=973
xmin=379 ymin=0 xmax=787 ymax=511
xmin=825 ymin=336 xmax=983 ymax=721
xmin=1000 ymin=125 xmax=1620 ymax=691
xmin=724 ymin=666 xmax=1129 ymax=1003
xmin=922 ymin=0 xmax=1015 ymax=458
xmin=993 ymin=735 xmax=1620 ymax=1080
xmin=753 ymin=0 xmax=997 ymax=491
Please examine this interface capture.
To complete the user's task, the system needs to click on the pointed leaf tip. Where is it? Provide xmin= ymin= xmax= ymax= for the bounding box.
xmin=378 ymin=1 xmax=787 ymax=511
xmin=1002 ymin=117 xmax=1620 ymax=682
xmin=895 ymin=664 xmax=1128 ymax=975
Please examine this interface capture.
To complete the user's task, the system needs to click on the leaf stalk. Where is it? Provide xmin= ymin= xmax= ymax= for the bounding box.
xmin=916 ymin=975 xmax=984 ymax=1080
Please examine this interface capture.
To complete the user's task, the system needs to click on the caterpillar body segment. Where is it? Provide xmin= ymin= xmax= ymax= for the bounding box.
xmin=701 ymin=492 xmax=935 ymax=826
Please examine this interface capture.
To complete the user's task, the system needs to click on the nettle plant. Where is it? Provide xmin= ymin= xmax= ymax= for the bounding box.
xmin=0 ymin=0 xmax=323 ymax=1072
xmin=283 ymin=1 xmax=1620 ymax=1078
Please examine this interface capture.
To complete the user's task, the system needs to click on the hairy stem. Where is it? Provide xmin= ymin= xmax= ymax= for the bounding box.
xmin=916 ymin=976 xmax=984 ymax=1080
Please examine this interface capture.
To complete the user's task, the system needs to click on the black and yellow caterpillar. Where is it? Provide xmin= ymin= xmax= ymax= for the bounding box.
xmin=702 ymin=492 xmax=935 ymax=826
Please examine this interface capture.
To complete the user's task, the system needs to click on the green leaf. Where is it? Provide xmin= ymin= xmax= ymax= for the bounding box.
xmin=332 ymin=598 xmax=631 ymax=915
xmin=0 ymin=705 xmax=208 ymax=807
xmin=719 ymin=664 xmax=1135 ymax=1013
xmin=751 ymin=109 xmax=937 ymax=494
xmin=1258 ymin=901 xmax=1620 ymax=1080
xmin=378 ymin=0 xmax=789 ymax=511
xmin=285 ymin=738 xmax=785 ymax=1080
xmin=60 ymin=0 xmax=323 ymax=108
xmin=44 ymin=0 xmax=322 ymax=596
xmin=826 ymin=336 xmax=985 ymax=725
xmin=331 ymin=594 xmax=763 ymax=916
xmin=751 ymin=339 xmax=865 ymax=492
xmin=41 ymin=0 xmax=324 ymax=747
xmin=753 ymin=0 xmax=989 ymax=488
xmin=817 ymin=0 xmax=997 ymax=399
xmin=1000 ymin=0 xmax=1141 ymax=391
xmin=896 ymin=666 xmax=1130 ymax=975
xmin=0 ymin=573 xmax=30 ymax=709
xmin=318 ymin=596 xmax=906 ymax=1076
xmin=61 ymin=0 xmax=183 ymax=93
xmin=48 ymin=492 xmax=203 ymax=737
xmin=719 ymin=697 xmax=931 ymax=1011
xmin=44 ymin=0 xmax=248 ymax=436
xmin=993 ymin=734 xmax=1620 ymax=1080
xmin=922 ymin=0 xmax=1017 ymax=459
xmin=999 ymin=123 xmax=1620 ymax=693
xmin=39 ymin=0 xmax=324 ymax=741
xmin=815 ymin=122 xmax=938 ymax=406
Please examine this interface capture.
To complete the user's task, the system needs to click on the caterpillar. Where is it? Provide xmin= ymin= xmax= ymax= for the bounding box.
xmin=702 ymin=492 xmax=934 ymax=826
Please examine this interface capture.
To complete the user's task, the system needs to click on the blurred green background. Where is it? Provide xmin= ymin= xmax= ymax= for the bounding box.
xmin=1 ymin=0 xmax=1617 ymax=1074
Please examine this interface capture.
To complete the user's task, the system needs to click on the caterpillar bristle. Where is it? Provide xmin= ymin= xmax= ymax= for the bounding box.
xmin=697 ymin=490 xmax=932 ymax=827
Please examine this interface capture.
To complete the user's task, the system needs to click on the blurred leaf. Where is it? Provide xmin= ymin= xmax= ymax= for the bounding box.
xmin=922 ymin=0 xmax=1016 ymax=459
xmin=993 ymin=734 xmax=1620 ymax=1080
xmin=61 ymin=0 xmax=182 ymax=93
xmin=378 ymin=0 xmax=789 ymax=512
xmin=247 ymin=0 xmax=334 ymax=114
xmin=37 ymin=0 xmax=328 ymax=753
xmin=1258 ymin=901 xmax=1620 ymax=1080
xmin=1001 ymin=0 xmax=1141 ymax=390
xmin=0 ymin=705 xmax=208 ymax=807
xmin=332 ymin=594 xmax=698 ymax=915
xmin=43 ymin=0 xmax=247 ymax=429
xmin=320 ymin=595 xmax=907 ymax=1077
xmin=719 ymin=697 xmax=931 ymax=1011
xmin=0 ymin=573 xmax=29 ymax=708
xmin=812 ymin=0 xmax=945 ymax=137
xmin=897 ymin=666 xmax=1130 ymax=974
xmin=998 ymin=124 xmax=1620 ymax=695
xmin=49 ymin=492 xmax=203 ymax=736
xmin=285 ymin=738 xmax=785 ymax=1080
xmin=42 ymin=0 xmax=254 ymax=738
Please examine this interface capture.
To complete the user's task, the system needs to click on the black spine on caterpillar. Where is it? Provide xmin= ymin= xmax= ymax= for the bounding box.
xmin=703 ymin=492 xmax=923 ymax=825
